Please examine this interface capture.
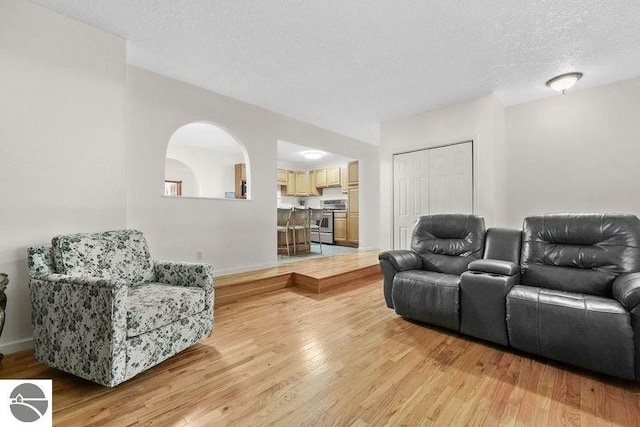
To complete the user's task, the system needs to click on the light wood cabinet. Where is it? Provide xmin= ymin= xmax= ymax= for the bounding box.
xmin=295 ymin=171 xmax=310 ymax=196
xmin=347 ymin=213 xmax=359 ymax=244
xmin=285 ymin=170 xmax=296 ymax=196
xmin=348 ymin=187 xmax=359 ymax=214
xmin=309 ymin=170 xmax=321 ymax=196
xmin=334 ymin=211 xmax=347 ymax=243
xmin=315 ymin=169 xmax=327 ymax=188
xmin=327 ymin=168 xmax=340 ymax=187
xmin=348 ymin=161 xmax=359 ymax=186
xmin=277 ymin=169 xmax=287 ymax=186
xmin=235 ymin=163 xmax=247 ymax=199
xmin=341 ymin=166 xmax=348 ymax=194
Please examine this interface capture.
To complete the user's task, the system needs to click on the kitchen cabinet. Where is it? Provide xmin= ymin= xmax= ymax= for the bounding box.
xmin=348 ymin=161 xmax=359 ymax=186
xmin=285 ymin=170 xmax=297 ymax=196
xmin=334 ymin=211 xmax=347 ymax=243
xmin=341 ymin=166 xmax=348 ymax=194
xmin=348 ymin=187 xmax=359 ymax=214
xmin=309 ymin=170 xmax=321 ymax=196
xmin=315 ymin=169 xmax=327 ymax=187
xmin=235 ymin=163 xmax=247 ymax=199
xmin=295 ymin=171 xmax=310 ymax=196
xmin=277 ymin=169 xmax=287 ymax=186
xmin=347 ymin=213 xmax=359 ymax=244
xmin=327 ymin=168 xmax=341 ymax=186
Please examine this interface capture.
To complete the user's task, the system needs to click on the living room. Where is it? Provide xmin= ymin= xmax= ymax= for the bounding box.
xmin=1 ymin=0 xmax=640 ymax=425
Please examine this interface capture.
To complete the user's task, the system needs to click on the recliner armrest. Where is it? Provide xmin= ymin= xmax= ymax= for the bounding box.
xmin=468 ymin=259 xmax=519 ymax=276
xmin=378 ymin=250 xmax=422 ymax=272
xmin=613 ymin=272 xmax=640 ymax=311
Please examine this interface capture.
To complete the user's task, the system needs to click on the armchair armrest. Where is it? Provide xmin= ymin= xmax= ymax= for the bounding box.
xmin=378 ymin=250 xmax=422 ymax=272
xmin=613 ymin=272 xmax=640 ymax=311
xmin=468 ymin=259 xmax=519 ymax=276
xmin=154 ymin=261 xmax=214 ymax=313
xmin=153 ymin=261 xmax=214 ymax=291
xmin=29 ymin=274 xmax=128 ymax=386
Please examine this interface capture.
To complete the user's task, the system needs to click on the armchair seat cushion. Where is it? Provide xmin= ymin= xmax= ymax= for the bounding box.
xmin=126 ymin=284 xmax=205 ymax=338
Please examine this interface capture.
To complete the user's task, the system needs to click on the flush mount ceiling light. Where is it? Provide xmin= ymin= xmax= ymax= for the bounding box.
xmin=545 ymin=72 xmax=583 ymax=94
xmin=303 ymin=151 xmax=324 ymax=160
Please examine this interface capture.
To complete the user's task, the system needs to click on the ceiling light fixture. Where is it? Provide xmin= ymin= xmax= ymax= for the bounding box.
xmin=303 ymin=151 xmax=324 ymax=160
xmin=545 ymin=72 xmax=583 ymax=94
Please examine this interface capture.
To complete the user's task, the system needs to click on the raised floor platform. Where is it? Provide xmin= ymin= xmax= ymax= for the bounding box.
xmin=214 ymin=250 xmax=381 ymax=307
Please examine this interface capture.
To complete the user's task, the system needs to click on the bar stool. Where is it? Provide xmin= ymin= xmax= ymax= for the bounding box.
xmin=277 ymin=208 xmax=293 ymax=256
xmin=289 ymin=207 xmax=310 ymax=254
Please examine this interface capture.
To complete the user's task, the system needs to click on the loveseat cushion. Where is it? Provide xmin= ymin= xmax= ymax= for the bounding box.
xmin=126 ymin=283 xmax=205 ymax=338
xmin=521 ymin=214 xmax=640 ymax=297
xmin=392 ymin=270 xmax=461 ymax=331
xmin=52 ymin=229 xmax=155 ymax=285
xmin=412 ymin=214 xmax=485 ymax=276
xmin=506 ymin=285 xmax=635 ymax=379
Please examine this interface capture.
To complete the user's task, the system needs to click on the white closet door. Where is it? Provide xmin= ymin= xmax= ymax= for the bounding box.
xmin=392 ymin=141 xmax=473 ymax=250
xmin=393 ymin=150 xmax=429 ymax=250
xmin=428 ymin=142 xmax=473 ymax=214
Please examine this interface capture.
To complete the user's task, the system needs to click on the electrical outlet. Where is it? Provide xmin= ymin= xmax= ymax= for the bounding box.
xmin=196 ymin=251 xmax=204 ymax=261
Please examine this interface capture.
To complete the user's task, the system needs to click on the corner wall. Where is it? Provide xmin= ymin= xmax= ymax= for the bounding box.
xmin=0 ymin=0 xmax=127 ymax=353
xmin=126 ymin=67 xmax=380 ymax=276
xmin=504 ymin=77 xmax=640 ymax=227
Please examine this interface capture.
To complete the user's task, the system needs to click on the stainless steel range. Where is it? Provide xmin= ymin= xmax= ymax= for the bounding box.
xmin=310 ymin=199 xmax=348 ymax=244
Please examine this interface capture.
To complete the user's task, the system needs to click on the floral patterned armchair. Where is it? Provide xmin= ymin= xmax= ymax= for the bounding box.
xmin=27 ymin=230 xmax=214 ymax=387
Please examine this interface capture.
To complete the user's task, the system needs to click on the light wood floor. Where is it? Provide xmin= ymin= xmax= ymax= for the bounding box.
xmin=214 ymin=250 xmax=380 ymax=306
xmin=2 ymin=276 xmax=640 ymax=425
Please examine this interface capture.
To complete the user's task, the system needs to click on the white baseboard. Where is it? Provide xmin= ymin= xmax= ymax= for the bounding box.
xmin=0 ymin=337 xmax=33 ymax=355
xmin=358 ymin=246 xmax=380 ymax=252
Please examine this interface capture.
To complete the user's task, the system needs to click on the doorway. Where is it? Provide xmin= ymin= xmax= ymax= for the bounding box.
xmin=392 ymin=141 xmax=473 ymax=250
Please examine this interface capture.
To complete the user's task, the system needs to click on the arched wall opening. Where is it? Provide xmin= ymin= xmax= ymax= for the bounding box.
xmin=164 ymin=122 xmax=250 ymax=200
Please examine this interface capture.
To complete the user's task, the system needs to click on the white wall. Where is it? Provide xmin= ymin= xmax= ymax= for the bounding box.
xmin=127 ymin=66 xmax=380 ymax=276
xmin=504 ymin=77 xmax=640 ymax=227
xmin=0 ymin=0 xmax=126 ymax=354
xmin=165 ymin=145 xmax=243 ymax=198
xmin=165 ymin=158 xmax=199 ymax=197
xmin=379 ymin=94 xmax=506 ymax=250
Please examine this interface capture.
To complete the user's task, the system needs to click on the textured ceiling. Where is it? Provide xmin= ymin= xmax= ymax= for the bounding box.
xmin=29 ymin=0 xmax=640 ymax=143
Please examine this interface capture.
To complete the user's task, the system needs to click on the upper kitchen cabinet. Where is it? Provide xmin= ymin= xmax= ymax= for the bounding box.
xmin=348 ymin=161 xmax=359 ymax=186
xmin=277 ymin=168 xmax=287 ymax=186
xmin=285 ymin=170 xmax=297 ymax=196
xmin=309 ymin=170 xmax=321 ymax=196
xmin=341 ymin=166 xmax=348 ymax=194
xmin=235 ymin=163 xmax=247 ymax=199
xmin=327 ymin=168 xmax=341 ymax=187
xmin=295 ymin=171 xmax=310 ymax=196
xmin=315 ymin=169 xmax=327 ymax=187
xmin=313 ymin=167 xmax=340 ymax=188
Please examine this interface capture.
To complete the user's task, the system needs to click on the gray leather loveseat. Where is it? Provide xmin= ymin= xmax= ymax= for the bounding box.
xmin=380 ymin=213 xmax=640 ymax=380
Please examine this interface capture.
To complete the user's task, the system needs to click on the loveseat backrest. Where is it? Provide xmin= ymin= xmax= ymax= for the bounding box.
xmin=483 ymin=228 xmax=522 ymax=264
xmin=51 ymin=229 xmax=155 ymax=285
xmin=411 ymin=214 xmax=485 ymax=276
xmin=521 ymin=214 xmax=640 ymax=297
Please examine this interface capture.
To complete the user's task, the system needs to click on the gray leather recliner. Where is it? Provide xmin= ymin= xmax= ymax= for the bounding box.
xmin=380 ymin=213 xmax=640 ymax=380
xmin=379 ymin=214 xmax=485 ymax=331
xmin=506 ymin=214 xmax=640 ymax=380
